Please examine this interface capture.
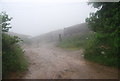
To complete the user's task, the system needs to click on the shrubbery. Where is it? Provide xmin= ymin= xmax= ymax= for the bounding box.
xmin=2 ymin=33 xmax=28 ymax=78
xmin=84 ymin=33 xmax=119 ymax=67
xmin=85 ymin=2 xmax=119 ymax=68
xmin=1 ymin=12 xmax=28 ymax=78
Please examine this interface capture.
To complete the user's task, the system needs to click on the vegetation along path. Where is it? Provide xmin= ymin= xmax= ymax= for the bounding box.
xmin=13 ymin=43 xmax=119 ymax=79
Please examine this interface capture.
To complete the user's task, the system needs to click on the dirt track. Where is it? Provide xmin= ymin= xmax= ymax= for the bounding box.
xmin=21 ymin=43 xmax=118 ymax=79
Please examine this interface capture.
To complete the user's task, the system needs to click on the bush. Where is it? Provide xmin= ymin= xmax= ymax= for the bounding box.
xmin=1 ymin=12 xmax=28 ymax=78
xmin=85 ymin=2 xmax=119 ymax=68
xmin=2 ymin=33 xmax=28 ymax=78
xmin=84 ymin=33 xmax=119 ymax=68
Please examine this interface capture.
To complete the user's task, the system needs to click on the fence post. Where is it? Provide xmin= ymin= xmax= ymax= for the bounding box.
xmin=59 ymin=34 xmax=62 ymax=42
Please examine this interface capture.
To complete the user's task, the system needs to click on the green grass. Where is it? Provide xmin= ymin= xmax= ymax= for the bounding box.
xmin=58 ymin=34 xmax=92 ymax=50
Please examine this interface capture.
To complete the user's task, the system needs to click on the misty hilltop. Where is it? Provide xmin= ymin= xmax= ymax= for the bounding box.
xmin=6 ymin=23 xmax=91 ymax=44
xmin=31 ymin=23 xmax=91 ymax=43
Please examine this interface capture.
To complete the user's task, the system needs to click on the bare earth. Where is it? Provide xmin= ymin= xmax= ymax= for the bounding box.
xmin=19 ymin=43 xmax=118 ymax=79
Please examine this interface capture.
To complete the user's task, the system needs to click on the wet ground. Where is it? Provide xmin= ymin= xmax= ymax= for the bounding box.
xmin=11 ymin=43 xmax=119 ymax=79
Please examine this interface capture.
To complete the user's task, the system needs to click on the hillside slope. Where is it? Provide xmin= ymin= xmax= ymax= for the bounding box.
xmin=63 ymin=23 xmax=91 ymax=37
xmin=32 ymin=23 xmax=91 ymax=44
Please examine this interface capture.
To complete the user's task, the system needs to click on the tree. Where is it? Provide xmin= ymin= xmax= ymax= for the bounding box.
xmin=85 ymin=2 xmax=120 ymax=67
xmin=86 ymin=2 xmax=120 ymax=34
xmin=1 ymin=12 xmax=12 ymax=32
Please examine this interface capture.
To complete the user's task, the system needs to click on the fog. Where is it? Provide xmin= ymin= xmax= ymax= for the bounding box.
xmin=1 ymin=0 xmax=97 ymax=36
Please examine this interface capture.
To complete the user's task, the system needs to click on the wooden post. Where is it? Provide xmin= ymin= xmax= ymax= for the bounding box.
xmin=59 ymin=34 xmax=62 ymax=42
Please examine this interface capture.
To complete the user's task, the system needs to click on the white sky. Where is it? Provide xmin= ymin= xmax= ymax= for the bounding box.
xmin=1 ymin=0 xmax=97 ymax=36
